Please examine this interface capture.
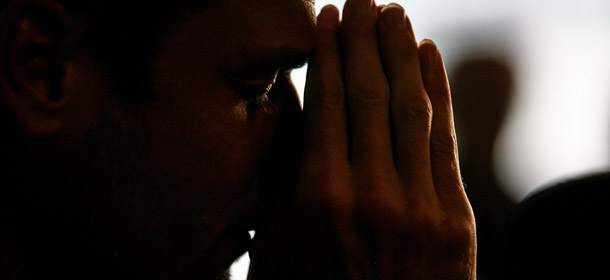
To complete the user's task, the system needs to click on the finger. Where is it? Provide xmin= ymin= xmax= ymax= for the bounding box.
xmin=418 ymin=40 xmax=468 ymax=208
xmin=377 ymin=6 xmax=435 ymax=192
xmin=341 ymin=0 xmax=393 ymax=166
xmin=302 ymin=5 xmax=348 ymax=165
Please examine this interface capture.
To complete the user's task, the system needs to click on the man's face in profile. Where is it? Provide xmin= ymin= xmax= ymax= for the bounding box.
xmin=120 ymin=0 xmax=313 ymax=275
xmin=2 ymin=0 xmax=314 ymax=278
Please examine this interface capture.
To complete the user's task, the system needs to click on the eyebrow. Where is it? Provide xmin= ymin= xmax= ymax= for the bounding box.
xmin=232 ymin=48 xmax=309 ymax=76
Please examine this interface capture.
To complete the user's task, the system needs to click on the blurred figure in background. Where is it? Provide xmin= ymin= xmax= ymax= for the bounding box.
xmin=505 ymin=171 xmax=610 ymax=279
xmin=451 ymin=57 xmax=516 ymax=279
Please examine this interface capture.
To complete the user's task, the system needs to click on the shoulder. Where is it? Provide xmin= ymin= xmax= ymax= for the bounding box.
xmin=515 ymin=172 xmax=610 ymax=218
xmin=505 ymin=172 xmax=610 ymax=279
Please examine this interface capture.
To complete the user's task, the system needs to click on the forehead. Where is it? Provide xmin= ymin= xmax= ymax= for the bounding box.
xmin=195 ymin=0 xmax=316 ymax=71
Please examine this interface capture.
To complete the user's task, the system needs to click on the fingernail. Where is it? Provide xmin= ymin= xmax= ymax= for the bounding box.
xmin=382 ymin=6 xmax=405 ymax=28
xmin=347 ymin=0 xmax=375 ymax=15
xmin=420 ymin=38 xmax=437 ymax=48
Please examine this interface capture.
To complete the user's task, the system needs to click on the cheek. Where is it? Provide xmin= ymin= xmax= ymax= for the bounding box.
xmin=143 ymin=86 xmax=280 ymax=215
xmin=107 ymin=91 xmax=282 ymax=263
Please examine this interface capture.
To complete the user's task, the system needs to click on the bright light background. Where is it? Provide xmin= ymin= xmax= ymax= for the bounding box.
xmin=232 ymin=0 xmax=610 ymax=278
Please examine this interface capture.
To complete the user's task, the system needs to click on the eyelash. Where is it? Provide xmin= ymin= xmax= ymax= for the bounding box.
xmin=234 ymin=82 xmax=275 ymax=112
xmin=237 ymin=70 xmax=292 ymax=111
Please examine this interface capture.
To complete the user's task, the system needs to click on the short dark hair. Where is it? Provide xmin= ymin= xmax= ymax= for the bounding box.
xmin=65 ymin=1 xmax=216 ymax=99
xmin=0 ymin=0 xmax=215 ymax=152
xmin=1 ymin=0 xmax=215 ymax=99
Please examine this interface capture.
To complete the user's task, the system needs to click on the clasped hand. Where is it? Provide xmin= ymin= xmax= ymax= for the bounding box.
xmin=250 ymin=1 xmax=476 ymax=279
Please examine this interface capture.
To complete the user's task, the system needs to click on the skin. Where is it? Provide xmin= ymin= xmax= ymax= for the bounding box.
xmin=0 ymin=0 xmax=476 ymax=279
xmin=2 ymin=0 xmax=313 ymax=278
xmin=250 ymin=2 xmax=476 ymax=279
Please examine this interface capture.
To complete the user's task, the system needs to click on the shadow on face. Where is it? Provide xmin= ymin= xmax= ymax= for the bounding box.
xmin=0 ymin=0 xmax=314 ymax=278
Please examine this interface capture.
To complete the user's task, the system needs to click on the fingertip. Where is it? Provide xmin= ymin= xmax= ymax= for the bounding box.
xmin=418 ymin=39 xmax=437 ymax=51
xmin=386 ymin=2 xmax=404 ymax=9
xmin=318 ymin=5 xmax=340 ymax=28
xmin=343 ymin=0 xmax=375 ymax=19
xmin=379 ymin=4 xmax=406 ymax=28
xmin=378 ymin=2 xmax=404 ymax=14
xmin=419 ymin=39 xmax=442 ymax=69
xmin=321 ymin=4 xmax=340 ymax=15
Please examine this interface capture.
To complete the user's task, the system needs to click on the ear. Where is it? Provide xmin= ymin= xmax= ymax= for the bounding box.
xmin=0 ymin=0 xmax=72 ymax=137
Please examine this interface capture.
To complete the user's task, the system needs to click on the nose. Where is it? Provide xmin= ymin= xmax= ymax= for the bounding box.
xmin=258 ymin=71 xmax=303 ymax=200
xmin=248 ymin=73 xmax=305 ymax=275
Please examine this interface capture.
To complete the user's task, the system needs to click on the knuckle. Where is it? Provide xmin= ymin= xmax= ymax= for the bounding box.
xmin=324 ymin=190 xmax=354 ymax=218
xmin=370 ymin=194 xmax=476 ymax=255
xmin=410 ymin=203 xmax=443 ymax=234
xmin=366 ymin=187 xmax=407 ymax=228
xmin=414 ymin=207 xmax=476 ymax=250
xmin=298 ymin=163 xmax=354 ymax=217
xmin=346 ymin=84 xmax=390 ymax=109
xmin=440 ymin=215 xmax=477 ymax=251
xmin=355 ymin=171 xmax=409 ymax=229
xmin=430 ymin=131 xmax=458 ymax=158
xmin=392 ymin=93 xmax=433 ymax=126
xmin=305 ymin=80 xmax=345 ymax=110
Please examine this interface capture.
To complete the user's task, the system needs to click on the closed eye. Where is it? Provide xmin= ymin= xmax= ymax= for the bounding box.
xmin=233 ymin=81 xmax=275 ymax=112
xmin=238 ymin=83 xmax=274 ymax=100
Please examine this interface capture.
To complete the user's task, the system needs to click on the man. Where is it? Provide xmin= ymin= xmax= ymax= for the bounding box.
xmin=0 ymin=0 xmax=476 ymax=279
